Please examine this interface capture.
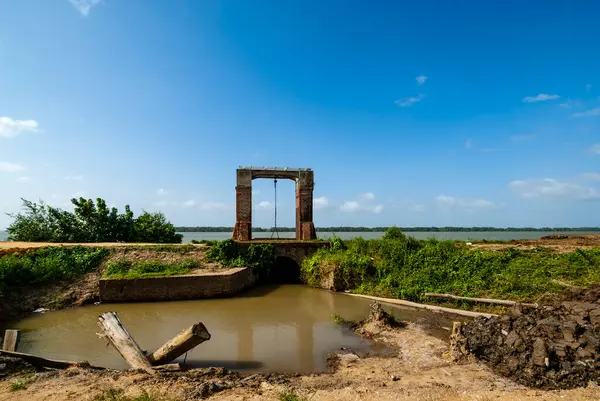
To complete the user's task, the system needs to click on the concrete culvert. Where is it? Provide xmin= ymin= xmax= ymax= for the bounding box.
xmin=271 ymin=256 xmax=301 ymax=284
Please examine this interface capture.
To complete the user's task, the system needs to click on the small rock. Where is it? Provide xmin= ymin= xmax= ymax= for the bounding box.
xmin=33 ymin=308 xmax=49 ymax=313
xmin=391 ymin=375 xmax=400 ymax=381
xmin=338 ymin=353 xmax=360 ymax=367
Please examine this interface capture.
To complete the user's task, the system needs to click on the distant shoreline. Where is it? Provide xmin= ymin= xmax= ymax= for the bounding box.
xmin=173 ymin=226 xmax=600 ymax=233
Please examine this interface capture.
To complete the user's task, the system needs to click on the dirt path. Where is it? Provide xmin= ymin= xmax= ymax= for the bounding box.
xmin=2 ymin=315 xmax=600 ymax=400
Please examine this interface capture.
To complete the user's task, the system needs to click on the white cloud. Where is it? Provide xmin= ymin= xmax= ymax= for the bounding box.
xmin=416 ymin=75 xmax=428 ymax=85
xmin=582 ymin=172 xmax=600 ymax=181
xmin=572 ymin=108 xmax=600 ymax=118
xmin=69 ymin=0 xmax=101 ymax=16
xmin=359 ymin=192 xmax=375 ymax=201
xmin=252 ymin=189 xmax=261 ymax=196
xmin=0 ymin=117 xmax=39 ymax=138
xmin=157 ymin=188 xmax=168 ymax=196
xmin=0 ymin=161 xmax=25 ymax=172
xmin=182 ymin=199 xmax=197 ymax=207
xmin=395 ymin=94 xmax=425 ymax=107
xmin=373 ymin=205 xmax=384 ymax=214
xmin=340 ymin=201 xmax=360 ymax=212
xmin=591 ymin=144 xmax=600 ymax=154
xmin=508 ymin=178 xmax=599 ymax=201
xmin=63 ymin=175 xmax=83 ymax=181
xmin=436 ymin=195 xmax=497 ymax=210
xmin=522 ymin=94 xmax=560 ymax=103
xmin=257 ymin=201 xmax=272 ymax=209
xmin=314 ymin=196 xmax=329 ymax=210
xmin=15 ymin=176 xmax=30 ymax=183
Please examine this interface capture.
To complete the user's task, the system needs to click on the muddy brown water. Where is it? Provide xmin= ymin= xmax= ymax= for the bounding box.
xmin=8 ymin=285 xmax=454 ymax=373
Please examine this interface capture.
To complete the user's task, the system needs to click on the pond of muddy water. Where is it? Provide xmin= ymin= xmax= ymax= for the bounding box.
xmin=10 ymin=285 xmax=451 ymax=373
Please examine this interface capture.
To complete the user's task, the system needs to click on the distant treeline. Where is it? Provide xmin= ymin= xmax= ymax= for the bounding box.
xmin=174 ymin=226 xmax=600 ymax=233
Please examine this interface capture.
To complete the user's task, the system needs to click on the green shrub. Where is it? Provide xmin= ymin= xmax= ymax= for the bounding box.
xmin=301 ymin=236 xmax=600 ymax=302
xmin=206 ymin=239 xmax=276 ymax=280
xmin=7 ymin=197 xmax=182 ymax=243
xmin=0 ymin=246 xmax=109 ymax=293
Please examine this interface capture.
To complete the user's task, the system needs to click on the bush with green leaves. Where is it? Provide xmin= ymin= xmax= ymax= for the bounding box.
xmin=6 ymin=197 xmax=183 ymax=243
xmin=103 ymin=259 xmax=198 ymax=279
xmin=301 ymin=233 xmax=600 ymax=303
xmin=206 ymin=239 xmax=276 ymax=280
xmin=0 ymin=246 xmax=109 ymax=293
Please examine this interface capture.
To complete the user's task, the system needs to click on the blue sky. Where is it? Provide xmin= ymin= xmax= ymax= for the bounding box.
xmin=1 ymin=0 xmax=599 ymax=229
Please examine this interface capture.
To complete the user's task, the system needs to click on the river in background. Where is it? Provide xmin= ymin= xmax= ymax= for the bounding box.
xmin=9 ymin=285 xmax=445 ymax=373
xmin=0 ymin=231 xmax=598 ymax=243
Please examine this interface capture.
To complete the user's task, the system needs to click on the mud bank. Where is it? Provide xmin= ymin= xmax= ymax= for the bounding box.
xmin=456 ymin=286 xmax=600 ymax=390
xmin=3 ymin=302 xmax=600 ymax=400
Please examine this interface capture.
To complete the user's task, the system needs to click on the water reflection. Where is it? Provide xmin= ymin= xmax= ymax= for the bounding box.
xmin=12 ymin=285 xmax=439 ymax=372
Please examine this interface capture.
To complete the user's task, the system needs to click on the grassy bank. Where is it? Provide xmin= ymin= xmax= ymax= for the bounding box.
xmin=0 ymin=246 xmax=109 ymax=294
xmin=103 ymin=259 xmax=199 ymax=279
xmin=301 ymin=229 xmax=600 ymax=303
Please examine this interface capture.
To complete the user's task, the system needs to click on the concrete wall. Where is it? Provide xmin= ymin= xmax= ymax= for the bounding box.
xmin=99 ymin=268 xmax=255 ymax=303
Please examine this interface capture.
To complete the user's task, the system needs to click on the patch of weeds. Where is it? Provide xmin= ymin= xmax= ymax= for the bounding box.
xmin=9 ymin=376 xmax=34 ymax=392
xmin=330 ymin=313 xmax=353 ymax=327
xmin=279 ymin=390 xmax=305 ymax=401
xmin=103 ymin=259 xmax=199 ymax=279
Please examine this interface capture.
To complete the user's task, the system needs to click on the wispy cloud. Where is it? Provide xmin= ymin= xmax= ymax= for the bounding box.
xmin=410 ymin=204 xmax=426 ymax=212
xmin=340 ymin=201 xmax=360 ymax=212
xmin=522 ymin=94 xmax=560 ymax=103
xmin=69 ymin=0 xmax=101 ymax=16
xmin=465 ymin=139 xmax=473 ymax=149
xmin=373 ymin=205 xmax=384 ymax=214
xmin=509 ymin=178 xmax=600 ymax=201
xmin=256 ymin=200 xmax=273 ymax=210
xmin=15 ymin=176 xmax=31 ymax=183
xmin=182 ymin=199 xmax=197 ymax=207
xmin=582 ymin=172 xmax=600 ymax=181
xmin=395 ymin=94 xmax=425 ymax=107
xmin=0 ymin=161 xmax=25 ymax=173
xmin=63 ymin=174 xmax=83 ymax=181
xmin=591 ymin=144 xmax=600 ymax=154
xmin=416 ymin=75 xmax=428 ymax=85
xmin=314 ymin=196 xmax=329 ymax=210
xmin=436 ymin=195 xmax=497 ymax=210
xmin=0 ymin=117 xmax=39 ymax=138
xmin=157 ymin=188 xmax=168 ymax=196
xmin=359 ymin=192 xmax=375 ymax=201
xmin=572 ymin=108 xmax=600 ymax=118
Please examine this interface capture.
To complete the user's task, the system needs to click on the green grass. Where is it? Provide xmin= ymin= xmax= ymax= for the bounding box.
xmin=0 ymin=246 xmax=109 ymax=293
xmin=93 ymin=389 xmax=164 ymax=401
xmin=330 ymin=313 xmax=353 ymax=326
xmin=301 ymin=230 xmax=600 ymax=304
xmin=9 ymin=376 xmax=35 ymax=392
xmin=103 ymin=259 xmax=200 ymax=279
xmin=279 ymin=390 xmax=305 ymax=401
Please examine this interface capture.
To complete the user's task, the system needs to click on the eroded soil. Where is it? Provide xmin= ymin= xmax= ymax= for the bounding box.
xmin=471 ymin=234 xmax=600 ymax=253
xmin=2 ymin=303 xmax=600 ymax=400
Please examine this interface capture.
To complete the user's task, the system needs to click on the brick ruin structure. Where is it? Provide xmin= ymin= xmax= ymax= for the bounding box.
xmin=232 ymin=167 xmax=317 ymax=241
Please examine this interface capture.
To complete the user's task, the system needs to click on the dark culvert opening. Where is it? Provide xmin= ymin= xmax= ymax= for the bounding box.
xmin=270 ymin=256 xmax=302 ymax=284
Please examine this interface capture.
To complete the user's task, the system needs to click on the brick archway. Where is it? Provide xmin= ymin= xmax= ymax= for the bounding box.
xmin=232 ymin=167 xmax=317 ymax=241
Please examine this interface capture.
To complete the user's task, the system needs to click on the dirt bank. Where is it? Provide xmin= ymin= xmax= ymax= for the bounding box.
xmin=455 ymin=286 xmax=600 ymax=390
xmin=472 ymin=234 xmax=600 ymax=253
xmin=2 ymin=302 xmax=600 ymax=400
xmin=0 ymin=246 xmax=213 ymax=323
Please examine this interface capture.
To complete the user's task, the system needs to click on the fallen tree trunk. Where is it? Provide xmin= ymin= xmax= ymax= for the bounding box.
xmin=148 ymin=322 xmax=211 ymax=365
xmin=2 ymin=330 xmax=20 ymax=352
xmin=423 ymin=293 xmax=538 ymax=308
xmin=98 ymin=312 xmax=154 ymax=374
xmin=0 ymin=350 xmax=104 ymax=370
xmin=342 ymin=293 xmax=497 ymax=318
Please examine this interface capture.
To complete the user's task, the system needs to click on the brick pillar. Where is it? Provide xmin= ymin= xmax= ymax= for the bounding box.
xmin=233 ymin=169 xmax=252 ymax=241
xmin=295 ymin=171 xmax=317 ymax=240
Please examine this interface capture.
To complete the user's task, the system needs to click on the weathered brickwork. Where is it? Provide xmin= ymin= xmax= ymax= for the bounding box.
xmin=99 ymin=268 xmax=255 ymax=303
xmin=234 ymin=167 xmax=317 ymax=241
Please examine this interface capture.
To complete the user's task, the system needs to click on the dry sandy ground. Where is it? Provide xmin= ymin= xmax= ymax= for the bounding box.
xmin=2 ymin=320 xmax=600 ymax=400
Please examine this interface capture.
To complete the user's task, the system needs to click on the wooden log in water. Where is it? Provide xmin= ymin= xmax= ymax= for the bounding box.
xmin=0 ymin=350 xmax=104 ymax=370
xmin=148 ymin=322 xmax=211 ymax=365
xmin=2 ymin=330 xmax=20 ymax=352
xmin=423 ymin=293 xmax=537 ymax=308
xmin=97 ymin=312 xmax=154 ymax=374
